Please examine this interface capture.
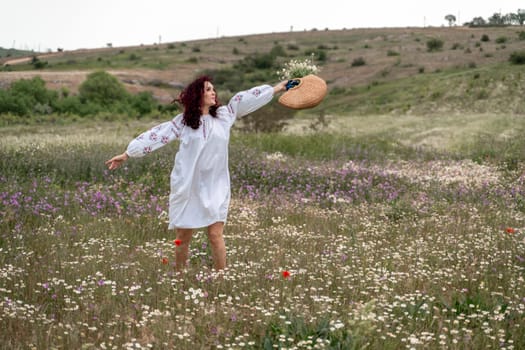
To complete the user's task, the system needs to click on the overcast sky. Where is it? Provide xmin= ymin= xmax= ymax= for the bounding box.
xmin=2 ymin=0 xmax=523 ymax=51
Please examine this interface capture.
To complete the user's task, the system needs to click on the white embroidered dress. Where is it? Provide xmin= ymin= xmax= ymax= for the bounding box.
xmin=126 ymin=84 xmax=274 ymax=229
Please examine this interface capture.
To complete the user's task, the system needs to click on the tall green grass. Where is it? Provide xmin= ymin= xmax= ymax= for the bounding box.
xmin=232 ymin=132 xmax=448 ymax=162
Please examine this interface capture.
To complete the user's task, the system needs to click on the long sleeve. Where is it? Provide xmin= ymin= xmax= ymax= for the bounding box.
xmin=226 ymin=84 xmax=274 ymax=122
xmin=126 ymin=114 xmax=184 ymax=158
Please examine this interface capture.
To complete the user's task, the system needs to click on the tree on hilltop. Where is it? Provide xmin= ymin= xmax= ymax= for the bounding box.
xmin=469 ymin=17 xmax=487 ymax=26
xmin=518 ymin=9 xmax=525 ymax=25
xmin=445 ymin=14 xmax=456 ymax=26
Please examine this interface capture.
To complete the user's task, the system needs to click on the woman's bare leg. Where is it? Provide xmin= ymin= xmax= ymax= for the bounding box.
xmin=207 ymin=222 xmax=226 ymax=270
xmin=175 ymin=228 xmax=193 ymax=271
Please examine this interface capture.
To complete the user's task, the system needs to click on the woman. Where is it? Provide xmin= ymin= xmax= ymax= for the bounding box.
xmin=106 ymin=76 xmax=288 ymax=271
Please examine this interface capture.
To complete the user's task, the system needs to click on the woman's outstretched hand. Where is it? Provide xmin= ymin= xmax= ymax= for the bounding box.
xmin=273 ymin=80 xmax=288 ymax=94
xmin=105 ymin=152 xmax=129 ymax=170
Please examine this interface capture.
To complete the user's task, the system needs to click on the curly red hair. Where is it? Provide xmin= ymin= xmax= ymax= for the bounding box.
xmin=177 ymin=75 xmax=221 ymax=129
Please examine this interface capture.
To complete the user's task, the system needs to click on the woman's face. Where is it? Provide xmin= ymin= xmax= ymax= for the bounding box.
xmin=202 ymin=81 xmax=217 ymax=109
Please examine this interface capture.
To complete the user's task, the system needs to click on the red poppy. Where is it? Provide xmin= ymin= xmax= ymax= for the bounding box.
xmin=161 ymin=257 xmax=169 ymax=265
xmin=174 ymin=239 xmax=182 ymax=246
xmin=282 ymin=270 xmax=291 ymax=278
xmin=506 ymin=227 xmax=515 ymax=234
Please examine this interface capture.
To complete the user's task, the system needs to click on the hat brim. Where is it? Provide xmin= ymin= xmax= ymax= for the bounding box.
xmin=278 ymin=74 xmax=327 ymax=110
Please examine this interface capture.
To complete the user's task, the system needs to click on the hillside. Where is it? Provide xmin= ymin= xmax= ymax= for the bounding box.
xmin=1 ymin=26 xmax=525 ymax=115
xmin=0 ymin=47 xmax=37 ymax=60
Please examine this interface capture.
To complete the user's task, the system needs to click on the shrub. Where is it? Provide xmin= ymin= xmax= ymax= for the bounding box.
xmin=31 ymin=56 xmax=41 ymax=67
xmin=0 ymin=77 xmax=59 ymax=116
xmin=481 ymin=34 xmax=490 ymax=42
xmin=251 ymin=53 xmax=275 ymax=69
xmin=78 ymin=71 xmax=129 ymax=106
xmin=0 ymin=77 xmax=99 ymax=118
xmin=55 ymin=95 xmax=93 ymax=116
xmin=129 ymin=91 xmax=157 ymax=116
xmin=270 ymin=44 xmax=286 ymax=57
xmin=519 ymin=31 xmax=525 ymax=40
xmin=0 ymin=89 xmax=31 ymax=116
xmin=32 ymin=59 xmax=48 ymax=69
xmin=304 ymin=48 xmax=327 ymax=62
xmin=351 ymin=57 xmax=366 ymax=67
xmin=11 ymin=77 xmax=57 ymax=106
xmin=495 ymin=36 xmax=507 ymax=44
xmin=477 ymin=89 xmax=489 ymax=99
xmin=205 ymin=67 xmax=245 ymax=91
xmin=60 ymin=87 xmax=69 ymax=98
xmin=426 ymin=38 xmax=444 ymax=52
xmin=509 ymin=51 xmax=525 ymax=65
xmin=387 ymin=50 xmax=400 ymax=56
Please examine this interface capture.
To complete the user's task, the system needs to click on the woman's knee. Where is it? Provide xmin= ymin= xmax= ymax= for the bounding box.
xmin=207 ymin=222 xmax=224 ymax=245
xmin=176 ymin=229 xmax=193 ymax=244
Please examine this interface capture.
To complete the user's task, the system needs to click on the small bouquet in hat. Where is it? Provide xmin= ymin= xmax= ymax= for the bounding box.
xmin=277 ymin=54 xmax=320 ymax=80
xmin=276 ymin=55 xmax=327 ymax=109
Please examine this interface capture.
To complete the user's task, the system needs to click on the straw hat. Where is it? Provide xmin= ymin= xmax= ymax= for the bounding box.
xmin=278 ymin=74 xmax=327 ymax=109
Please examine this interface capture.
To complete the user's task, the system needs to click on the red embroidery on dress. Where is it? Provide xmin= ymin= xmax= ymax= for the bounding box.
xmin=172 ymin=119 xmax=182 ymax=131
xmin=149 ymin=132 xmax=158 ymax=141
xmin=171 ymin=118 xmax=183 ymax=138
xmin=161 ymin=135 xmax=169 ymax=144
xmin=143 ymin=146 xmax=152 ymax=154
